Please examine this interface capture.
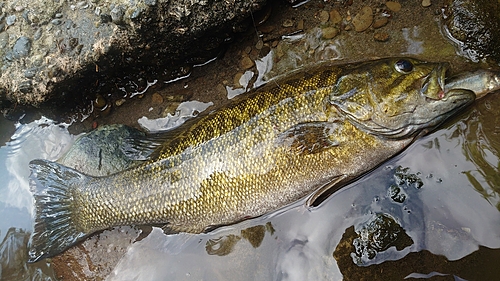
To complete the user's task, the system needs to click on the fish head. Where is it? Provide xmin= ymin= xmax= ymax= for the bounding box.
xmin=329 ymin=58 xmax=475 ymax=138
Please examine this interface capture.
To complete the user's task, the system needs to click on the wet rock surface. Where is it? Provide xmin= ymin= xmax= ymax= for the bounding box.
xmin=443 ymin=0 xmax=500 ymax=63
xmin=0 ymin=0 xmax=267 ymax=108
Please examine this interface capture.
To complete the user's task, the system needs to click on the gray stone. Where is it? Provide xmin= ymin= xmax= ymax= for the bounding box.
xmin=110 ymin=5 xmax=125 ymax=24
xmin=12 ymin=36 xmax=31 ymax=59
xmin=0 ymin=0 xmax=267 ymax=107
xmin=24 ymin=67 xmax=37 ymax=79
xmin=51 ymin=19 xmax=62 ymax=25
xmin=6 ymin=15 xmax=16 ymax=26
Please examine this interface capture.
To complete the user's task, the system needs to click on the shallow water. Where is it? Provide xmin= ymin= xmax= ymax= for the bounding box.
xmin=106 ymin=95 xmax=500 ymax=281
xmin=1 ymin=1 xmax=500 ymax=280
xmin=0 ymin=93 xmax=499 ymax=280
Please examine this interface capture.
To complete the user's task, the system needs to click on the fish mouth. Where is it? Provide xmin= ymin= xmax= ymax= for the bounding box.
xmin=420 ymin=63 xmax=448 ymax=101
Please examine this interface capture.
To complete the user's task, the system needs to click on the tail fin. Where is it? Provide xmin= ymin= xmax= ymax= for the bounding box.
xmin=28 ymin=159 xmax=91 ymax=263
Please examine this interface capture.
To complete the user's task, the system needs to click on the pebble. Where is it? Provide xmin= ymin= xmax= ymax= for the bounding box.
xmin=322 ymin=27 xmax=339 ymax=39
xmin=24 ymin=67 xmax=37 ymax=79
xmin=240 ymin=56 xmax=254 ymax=70
xmin=94 ymin=94 xmax=107 ymax=108
xmin=22 ymin=11 xmax=31 ymax=24
xmin=385 ymin=1 xmax=402 ymax=12
xmin=51 ymin=19 xmax=62 ymax=25
xmin=329 ymin=9 xmax=342 ymax=24
xmin=297 ymin=19 xmax=304 ymax=30
xmin=282 ymin=19 xmax=294 ymax=28
xmin=421 ymin=0 xmax=431 ymax=7
xmin=115 ymin=99 xmax=126 ymax=107
xmin=151 ymin=93 xmax=163 ymax=105
xmin=32 ymin=28 xmax=42 ymax=41
xmin=216 ymin=84 xmax=227 ymax=96
xmin=77 ymin=1 xmax=88 ymax=9
xmin=255 ymin=39 xmax=264 ymax=50
xmin=319 ymin=10 xmax=329 ymax=23
xmin=233 ymin=72 xmax=244 ymax=87
xmin=374 ymin=32 xmax=390 ymax=42
xmin=12 ymin=36 xmax=31 ymax=59
xmin=372 ymin=17 xmax=388 ymax=29
xmin=111 ymin=6 xmax=125 ymax=24
xmin=18 ymin=80 xmax=32 ymax=93
xmin=6 ymin=15 xmax=16 ymax=26
xmin=352 ymin=6 xmax=373 ymax=32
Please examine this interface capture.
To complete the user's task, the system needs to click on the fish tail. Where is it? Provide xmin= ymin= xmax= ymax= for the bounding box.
xmin=28 ymin=159 xmax=90 ymax=263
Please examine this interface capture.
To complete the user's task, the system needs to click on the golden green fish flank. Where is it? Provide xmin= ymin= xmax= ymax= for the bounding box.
xmin=28 ymin=58 xmax=476 ymax=262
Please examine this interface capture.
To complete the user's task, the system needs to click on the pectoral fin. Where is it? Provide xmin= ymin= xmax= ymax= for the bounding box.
xmin=276 ymin=121 xmax=343 ymax=155
xmin=307 ymin=174 xmax=347 ymax=207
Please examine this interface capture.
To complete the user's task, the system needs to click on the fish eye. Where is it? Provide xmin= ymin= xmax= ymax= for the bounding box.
xmin=395 ymin=59 xmax=414 ymax=74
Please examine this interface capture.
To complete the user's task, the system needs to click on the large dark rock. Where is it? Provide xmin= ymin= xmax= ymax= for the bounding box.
xmin=443 ymin=0 xmax=500 ymax=64
xmin=0 ymin=0 xmax=266 ymax=108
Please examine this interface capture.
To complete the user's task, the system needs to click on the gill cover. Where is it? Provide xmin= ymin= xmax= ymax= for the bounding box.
xmin=329 ymin=58 xmax=475 ymax=139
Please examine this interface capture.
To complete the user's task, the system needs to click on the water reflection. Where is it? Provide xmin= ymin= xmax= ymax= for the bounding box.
xmin=0 ymin=96 xmax=499 ymax=280
xmin=460 ymin=97 xmax=500 ymax=210
xmin=206 ymin=223 xmax=275 ymax=256
xmin=335 ymin=224 xmax=500 ymax=281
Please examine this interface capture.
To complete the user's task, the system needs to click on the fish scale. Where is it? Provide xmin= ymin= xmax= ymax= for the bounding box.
xmin=27 ymin=58 xmax=475 ymax=262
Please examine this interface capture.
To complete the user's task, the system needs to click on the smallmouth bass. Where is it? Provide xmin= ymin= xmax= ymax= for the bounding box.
xmin=28 ymin=58 xmax=475 ymax=262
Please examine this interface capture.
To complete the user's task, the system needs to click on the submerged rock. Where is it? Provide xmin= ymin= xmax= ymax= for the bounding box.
xmin=443 ymin=0 xmax=500 ymax=63
xmin=0 ymin=0 xmax=267 ymax=108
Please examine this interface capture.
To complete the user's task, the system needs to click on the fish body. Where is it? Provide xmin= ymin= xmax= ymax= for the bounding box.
xmin=28 ymin=58 xmax=475 ymax=262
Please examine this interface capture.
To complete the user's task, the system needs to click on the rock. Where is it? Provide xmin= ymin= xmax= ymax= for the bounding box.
xmin=329 ymin=9 xmax=342 ymax=24
xmin=151 ymin=93 xmax=164 ymax=105
xmin=255 ymin=39 xmax=264 ymax=50
xmin=12 ymin=36 xmax=31 ymax=59
xmin=319 ymin=10 xmax=329 ymax=23
xmin=0 ymin=0 xmax=267 ymax=109
xmin=386 ymin=2 xmax=402 ymax=12
xmin=374 ymin=32 xmax=390 ymax=42
xmin=6 ymin=15 xmax=16 ymax=26
xmin=352 ymin=6 xmax=373 ymax=32
xmin=240 ymin=56 xmax=254 ymax=70
xmin=110 ymin=5 xmax=125 ymax=24
xmin=297 ymin=19 xmax=304 ymax=30
xmin=421 ymin=0 xmax=431 ymax=7
xmin=443 ymin=0 xmax=500 ymax=63
xmin=322 ymin=27 xmax=339 ymax=39
xmin=282 ymin=19 xmax=294 ymax=27
xmin=372 ymin=17 xmax=389 ymax=29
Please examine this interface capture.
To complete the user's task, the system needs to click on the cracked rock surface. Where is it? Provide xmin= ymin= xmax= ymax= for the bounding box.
xmin=0 ymin=0 xmax=266 ymax=108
